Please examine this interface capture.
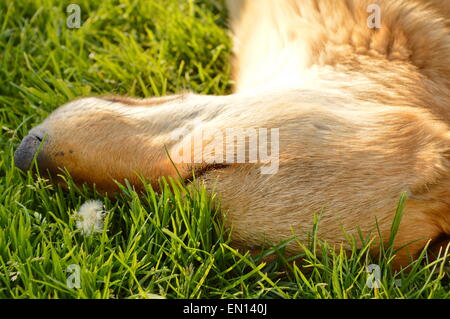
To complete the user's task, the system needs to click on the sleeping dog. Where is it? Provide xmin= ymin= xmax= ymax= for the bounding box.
xmin=15 ymin=0 xmax=450 ymax=268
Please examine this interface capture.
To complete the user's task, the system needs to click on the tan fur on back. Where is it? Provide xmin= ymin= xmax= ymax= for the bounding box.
xmin=229 ymin=0 xmax=450 ymax=93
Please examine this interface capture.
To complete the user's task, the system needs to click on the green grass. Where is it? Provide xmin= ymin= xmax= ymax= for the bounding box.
xmin=0 ymin=0 xmax=449 ymax=299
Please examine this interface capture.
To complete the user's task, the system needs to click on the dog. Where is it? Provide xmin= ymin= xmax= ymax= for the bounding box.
xmin=14 ymin=0 xmax=450 ymax=269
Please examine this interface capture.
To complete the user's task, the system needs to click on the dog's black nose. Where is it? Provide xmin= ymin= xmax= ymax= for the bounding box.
xmin=14 ymin=134 xmax=43 ymax=171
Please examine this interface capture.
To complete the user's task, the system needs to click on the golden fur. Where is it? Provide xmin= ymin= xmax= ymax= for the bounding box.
xmin=22 ymin=0 xmax=450 ymax=268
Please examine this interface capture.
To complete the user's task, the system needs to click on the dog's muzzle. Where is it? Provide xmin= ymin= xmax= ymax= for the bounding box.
xmin=14 ymin=134 xmax=44 ymax=171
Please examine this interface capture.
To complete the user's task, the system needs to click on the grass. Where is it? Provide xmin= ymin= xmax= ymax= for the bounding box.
xmin=0 ymin=0 xmax=449 ymax=299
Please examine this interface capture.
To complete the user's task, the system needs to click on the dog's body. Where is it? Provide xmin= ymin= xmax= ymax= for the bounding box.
xmin=16 ymin=0 xmax=450 ymax=268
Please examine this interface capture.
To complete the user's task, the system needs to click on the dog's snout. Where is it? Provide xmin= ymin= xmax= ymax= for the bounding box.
xmin=14 ymin=134 xmax=44 ymax=171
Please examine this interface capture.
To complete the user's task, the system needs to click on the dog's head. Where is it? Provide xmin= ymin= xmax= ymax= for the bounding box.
xmin=14 ymin=95 xmax=186 ymax=192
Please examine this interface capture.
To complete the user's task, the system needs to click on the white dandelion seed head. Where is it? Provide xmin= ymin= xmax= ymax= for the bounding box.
xmin=75 ymin=200 xmax=105 ymax=236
